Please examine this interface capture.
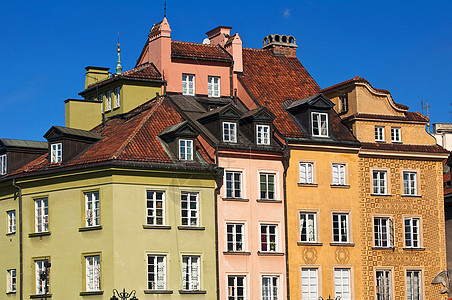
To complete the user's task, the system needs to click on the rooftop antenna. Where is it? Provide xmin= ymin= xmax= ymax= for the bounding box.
xmin=421 ymin=99 xmax=431 ymax=133
xmin=116 ymin=32 xmax=123 ymax=75
xmin=164 ymin=1 xmax=167 ymax=18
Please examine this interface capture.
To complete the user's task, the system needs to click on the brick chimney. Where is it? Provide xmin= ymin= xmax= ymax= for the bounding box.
xmin=205 ymin=26 xmax=232 ymax=47
xmin=262 ymin=34 xmax=298 ymax=58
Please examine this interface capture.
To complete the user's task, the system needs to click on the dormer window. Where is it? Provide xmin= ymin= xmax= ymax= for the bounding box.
xmin=311 ymin=112 xmax=328 ymax=137
xmin=51 ymin=143 xmax=62 ymax=163
xmin=179 ymin=139 xmax=193 ymax=161
xmin=115 ymin=87 xmax=121 ymax=108
xmin=339 ymin=93 xmax=348 ymax=113
xmin=106 ymin=91 xmax=112 ymax=111
xmin=208 ymin=76 xmax=220 ymax=97
xmin=223 ymin=122 xmax=237 ymax=143
xmin=0 ymin=154 xmax=6 ymax=175
xmin=182 ymin=74 xmax=195 ymax=96
xmin=256 ymin=125 xmax=270 ymax=145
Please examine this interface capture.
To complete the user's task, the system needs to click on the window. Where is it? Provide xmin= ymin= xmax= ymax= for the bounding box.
xmin=182 ymin=74 xmax=195 ymax=95
xmin=332 ymin=213 xmax=349 ymax=243
xmin=405 ymin=218 xmax=420 ymax=248
xmin=85 ymin=255 xmax=101 ymax=292
xmin=115 ymin=87 xmax=121 ymax=108
xmin=0 ymin=154 xmax=6 ymax=175
xmin=299 ymin=212 xmax=317 ymax=242
xmin=226 ymin=171 xmax=242 ymax=198
xmin=403 ymin=172 xmax=417 ymax=195
xmin=7 ymin=210 xmax=16 ymax=234
xmin=182 ymin=256 xmax=200 ymax=291
xmin=262 ymin=275 xmax=279 ymax=300
xmin=373 ymin=170 xmax=387 ymax=195
xmin=227 ymin=223 xmax=244 ymax=252
xmin=85 ymin=192 xmax=100 ymax=227
xmin=334 ymin=268 xmax=351 ymax=300
xmin=35 ymin=198 xmax=48 ymax=233
xmin=375 ymin=126 xmax=385 ymax=142
xmin=406 ymin=270 xmax=422 ymax=300
xmin=228 ymin=275 xmax=245 ymax=300
xmin=50 ymin=143 xmax=62 ymax=163
xmin=106 ymin=90 xmax=112 ymax=111
xmin=208 ymin=76 xmax=220 ymax=97
xmin=147 ymin=255 xmax=166 ymax=290
xmin=181 ymin=192 xmax=198 ymax=226
xmin=146 ymin=191 xmax=165 ymax=226
xmin=374 ymin=217 xmax=393 ymax=248
xmin=99 ymin=94 xmax=104 ymax=112
xmin=259 ymin=173 xmax=275 ymax=200
xmin=257 ymin=125 xmax=270 ymax=145
xmin=311 ymin=112 xmax=328 ymax=137
xmin=223 ymin=122 xmax=237 ymax=143
xmin=35 ymin=260 xmax=49 ymax=295
xmin=391 ymin=127 xmax=401 ymax=142
xmin=299 ymin=162 xmax=314 ymax=184
xmin=339 ymin=93 xmax=348 ymax=113
xmin=332 ymin=163 xmax=346 ymax=185
xmin=7 ymin=269 xmax=16 ymax=293
xmin=179 ymin=139 xmax=193 ymax=161
xmin=376 ymin=270 xmax=392 ymax=300
xmin=301 ymin=268 xmax=318 ymax=299
xmin=260 ymin=224 xmax=277 ymax=252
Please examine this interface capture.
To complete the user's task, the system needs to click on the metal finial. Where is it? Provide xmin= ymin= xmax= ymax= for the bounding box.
xmin=116 ymin=32 xmax=123 ymax=75
xmin=421 ymin=99 xmax=431 ymax=133
xmin=164 ymin=1 xmax=166 ymax=18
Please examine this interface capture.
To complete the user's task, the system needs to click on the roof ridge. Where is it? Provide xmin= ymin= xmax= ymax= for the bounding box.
xmin=112 ymin=97 xmax=165 ymax=159
xmin=172 ymin=40 xmax=217 ymax=47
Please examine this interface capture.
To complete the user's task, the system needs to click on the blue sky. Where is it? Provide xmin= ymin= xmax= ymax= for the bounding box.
xmin=1 ymin=0 xmax=451 ymax=141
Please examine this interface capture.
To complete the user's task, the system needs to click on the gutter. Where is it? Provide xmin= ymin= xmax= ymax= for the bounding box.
xmin=12 ymin=179 xmax=23 ymax=300
xmin=282 ymin=140 xmax=291 ymax=300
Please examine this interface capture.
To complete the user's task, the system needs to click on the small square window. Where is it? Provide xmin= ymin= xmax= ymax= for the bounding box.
xmin=179 ymin=139 xmax=193 ymax=160
xmin=223 ymin=122 xmax=237 ymax=143
xmin=1 ymin=154 xmax=6 ymax=175
xmin=311 ymin=112 xmax=328 ymax=137
xmin=299 ymin=162 xmax=314 ymax=184
xmin=391 ymin=127 xmax=401 ymax=143
xmin=375 ymin=126 xmax=385 ymax=142
xmin=208 ymin=76 xmax=220 ymax=97
xmin=372 ymin=170 xmax=387 ymax=195
xmin=50 ymin=143 xmax=62 ymax=163
xmin=299 ymin=212 xmax=317 ymax=242
xmin=403 ymin=171 xmax=417 ymax=195
xmin=182 ymin=74 xmax=195 ymax=96
xmin=256 ymin=125 xmax=270 ymax=145
xmin=227 ymin=223 xmax=244 ymax=252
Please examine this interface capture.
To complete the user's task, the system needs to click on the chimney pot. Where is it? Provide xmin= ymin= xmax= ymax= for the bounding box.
xmin=262 ymin=34 xmax=298 ymax=58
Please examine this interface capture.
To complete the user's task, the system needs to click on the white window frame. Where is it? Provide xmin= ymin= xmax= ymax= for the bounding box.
xmin=35 ymin=260 xmax=49 ymax=295
xmin=182 ymin=74 xmax=195 ymax=96
xmin=311 ymin=112 xmax=328 ymax=137
xmin=146 ymin=191 xmax=165 ymax=226
xmin=334 ymin=268 xmax=351 ymax=300
xmin=406 ymin=270 xmax=422 ymax=300
xmin=374 ymin=217 xmax=393 ymax=248
xmin=106 ymin=90 xmax=112 ymax=111
xmin=301 ymin=268 xmax=318 ymax=300
xmin=256 ymin=125 xmax=270 ymax=145
xmin=259 ymin=173 xmax=276 ymax=200
xmin=372 ymin=170 xmax=387 ymax=195
xmin=404 ymin=217 xmax=421 ymax=248
xmin=391 ymin=127 xmax=401 ymax=143
xmin=147 ymin=254 xmax=166 ymax=290
xmin=179 ymin=139 xmax=193 ymax=161
xmin=0 ymin=154 xmax=6 ymax=175
xmin=226 ymin=223 xmax=245 ymax=252
xmin=331 ymin=163 xmax=346 ymax=185
xmin=181 ymin=192 xmax=199 ymax=227
xmin=375 ymin=126 xmax=385 ymax=142
xmin=299 ymin=212 xmax=317 ymax=242
xmin=99 ymin=94 xmax=104 ymax=113
xmin=260 ymin=224 xmax=278 ymax=252
xmin=85 ymin=192 xmax=100 ymax=227
xmin=182 ymin=255 xmax=200 ymax=291
xmin=7 ymin=269 xmax=16 ymax=293
xmin=114 ymin=86 xmax=121 ymax=108
xmin=376 ymin=269 xmax=392 ymax=300
xmin=225 ymin=171 xmax=242 ymax=198
xmin=403 ymin=171 xmax=417 ymax=196
xmin=223 ymin=122 xmax=237 ymax=143
xmin=262 ymin=275 xmax=279 ymax=300
xmin=208 ymin=76 xmax=220 ymax=97
xmin=85 ymin=255 xmax=101 ymax=292
xmin=228 ymin=275 xmax=246 ymax=300
xmin=50 ymin=143 xmax=62 ymax=163
xmin=35 ymin=198 xmax=49 ymax=233
xmin=299 ymin=162 xmax=314 ymax=184
xmin=332 ymin=213 xmax=349 ymax=243
xmin=7 ymin=210 xmax=16 ymax=234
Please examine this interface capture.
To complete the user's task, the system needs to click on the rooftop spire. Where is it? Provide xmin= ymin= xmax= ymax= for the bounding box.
xmin=164 ymin=1 xmax=167 ymax=18
xmin=116 ymin=32 xmax=123 ymax=75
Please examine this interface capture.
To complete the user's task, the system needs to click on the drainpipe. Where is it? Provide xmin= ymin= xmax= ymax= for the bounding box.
xmin=12 ymin=179 xmax=23 ymax=300
xmin=214 ymin=145 xmax=220 ymax=300
xmin=229 ymin=61 xmax=234 ymax=97
xmin=282 ymin=140 xmax=291 ymax=300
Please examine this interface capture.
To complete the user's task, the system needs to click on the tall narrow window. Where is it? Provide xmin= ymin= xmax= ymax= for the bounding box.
xmin=228 ymin=276 xmax=245 ymax=300
xmin=223 ymin=122 xmax=237 ymax=143
xmin=7 ymin=269 xmax=16 ymax=293
xmin=35 ymin=198 xmax=49 ymax=233
xmin=332 ymin=213 xmax=349 ymax=243
xmin=257 ymin=125 xmax=270 ymax=145
xmin=7 ymin=210 xmax=16 ymax=234
xmin=227 ymin=223 xmax=244 ymax=252
xmin=301 ymin=268 xmax=318 ymax=299
xmin=374 ymin=217 xmax=393 ymax=248
xmin=332 ymin=163 xmax=346 ymax=185
xmin=405 ymin=218 xmax=420 ymax=248
xmin=299 ymin=162 xmax=314 ymax=184
xmin=260 ymin=224 xmax=277 ymax=252
xmin=259 ymin=173 xmax=275 ymax=200
xmin=334 ymin=268 xmax=351 ymax=300
xmin=339 ymin=93 xmax=348 ymax=113
xmin=406 ymin=270 xmax=422 ymax=300
xmin=85 ymin=192 xmax=100 ymax=227
xmin=0 ymin=154 xmax=6 ymax=175
xmin=375 ymin=126 xmax=385 ymax=142
xmin=262 ymin=275 xmax=279 ymax=300
xmin=106 ymin=91 xmax=112 ymax=111
xmin=299 ymin=212 xmax=317 ymax=242
xmin=225 ymin=171 xmax=242 ymax=198
xmin=376 ymin=270 xmax=392 ymax=300
xmin=147 ymin=255 xmax=166 ymax=290
xmin=208 ymin=76 xmax=220 ymax=97
xmin=181 ymin=192 xmax=199 ymax=226
xmin=182 ymin=74 xmax=195 ymax=96
xmin=114 ymin=87 xmax=121 ymax=108
xmin=403 ymin=172 xmax=417 ymax=195
xmin=35 ymin=260 xmax=49 ymax=295
xmin=179 ymin=139 xmax=193 ymax=161
xmin=311 ymin=112 xmax=328 ymax=137
xmin=85 ymin=255 xmax=101 ymax=292
xmin=50 ymin=143 xmax=62 ymax=163
xmin=146 ymin=191 xmax=165 ymax=226
xmin=182 ymin=256 xmax=200 ymax=291
xmin=373 ymin=170 xmax=387 ymax=195
xmin=391 ymin=127 xmax=401 ymax=142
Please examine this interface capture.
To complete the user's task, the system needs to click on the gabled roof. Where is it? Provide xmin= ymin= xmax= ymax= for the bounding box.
xmin=342 ymin=112 xmax=429 ymax=123
xmin=240 ymin=107 xmax=275 ymax=122
xmin=44 ymin=126 xmax=103 ymax=141
xmin=0 ymin=139 xmax=47 ymax=150
xmin=171 ymin=41 xmax=233 ymax=62
xmin=285 ymin=93 xmax=334 ymax=111
xmin=197 ymin=103 xmax=242 ymax=122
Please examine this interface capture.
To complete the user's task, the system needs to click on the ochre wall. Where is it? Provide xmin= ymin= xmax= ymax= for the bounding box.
xmin=65 ymin=100 xmax=102 ymax=131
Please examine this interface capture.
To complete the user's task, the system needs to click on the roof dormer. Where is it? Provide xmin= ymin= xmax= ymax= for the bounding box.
xmin=239 ymin=107 xmax=276 ymax=146
xmin=159 ymin=121 xmax=199 ymax=162
xmin=0 ymin=139 xmax=47 ymax=175
xmin=197 ymin=104 xmax=242 ymax=144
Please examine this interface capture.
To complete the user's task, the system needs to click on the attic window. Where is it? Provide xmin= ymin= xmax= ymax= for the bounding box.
xmin=182 ymin=74 xmax=195 ymax=96
xmin=51 ymin=143 xmax=62 ymax=163
xmin=0 ymin=154 xmax=6 ymax=175
xmin=256 ymin=125 xmax=270 ymax=145
xmin=179 ymin=139 xmax=193 ymax=161
xmin=208 ymin=76 xmax=220 ymax=97
xmin=223 ymin=122 xmax=237 ymax=143
xmin=311 ymin=112 xmax=328 ymax=137
xmin=339 ymin=93 xmax=348 ymax=113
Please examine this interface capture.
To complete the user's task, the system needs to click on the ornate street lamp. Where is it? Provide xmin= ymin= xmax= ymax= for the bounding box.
xmin=318 ymin=296 xmax=341 ymax=300
xmin=110 ymin=288 xmax=138 ymax=300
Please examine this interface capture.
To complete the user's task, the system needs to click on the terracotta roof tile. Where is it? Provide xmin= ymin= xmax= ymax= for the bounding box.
xmin=361 ymin=142 xmax=449 ymax=153
xmin=171 ymin=41 xmax=232 ymax=62
xmin=342 ymin=112 xmax=428 ymax=123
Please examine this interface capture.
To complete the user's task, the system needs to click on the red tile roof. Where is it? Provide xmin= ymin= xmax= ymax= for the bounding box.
xmin=361 ymin=142 xmax=449 ymax=153
xmin=342 ymin=112 xmax=428 ymax=123
xmin=171 ymin=41 xmax=232 ymax=62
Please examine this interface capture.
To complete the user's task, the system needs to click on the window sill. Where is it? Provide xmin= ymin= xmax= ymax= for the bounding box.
xmin=297 ymin=183 xmax=318 ymax=187
xmin=223 ymin=251 xmax=251 ymax=255
xmin=297 ymin=242 xmax=323 ymax=246
xmin=329 ymin=242 xmax=355 ymax=247
xmin=178 ymin=290 xmax=207 ymax=294
xmin=370 ymin=194 xmax=392 ymax=197
xmin=177 ymin=226 xmax=205 ymax=230
xmin=6 ymin=291 xmax=16 ymax=295
xmin=401 ymin=195 xmax=422 ymax=198
xmin=29 ymin=232 xmax=51 ymax=238
xmin=391 ymin=141 xmax=403 ymax=144
xmin=403 ymin=247 xmax=425 ymax=251
xmin=30 ymin=294 xmax=52 ymax=299
xmin=79 ymin=226 xmax=103 ymax=232
xmin=222 ymin=197 xmax=249 ymax=202
xmin=113 ymin=107 xmax=120 ymax=111
xmin=80 ymin=291 xmax=104 ymax=296
xmin=330 ymin=184 xmax=350 ymax=189
xmin=256 ymin=199 xmax=282 ymax=203
xmin=375 ymin=140 xmax=386 ymax=143
xmin=372 ymin=246 xmax=395 ymax=250
xmin=143 ymin=225 xmax=172 ymax=230
xmin=6 ymin=232 xmax=16 ymax=236
xmin=257 ymin=251 xmax=284 ymax=256
xmin=144 ymin=290 xmax=173 ymax=294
